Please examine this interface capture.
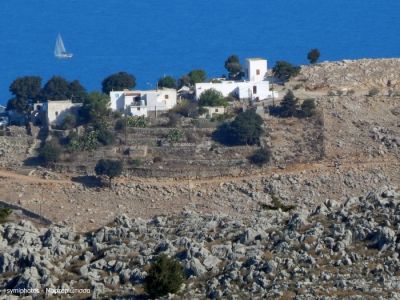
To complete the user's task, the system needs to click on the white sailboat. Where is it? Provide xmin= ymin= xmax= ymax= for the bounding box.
xmin=54 ymin=33 xmax=73 ymax=59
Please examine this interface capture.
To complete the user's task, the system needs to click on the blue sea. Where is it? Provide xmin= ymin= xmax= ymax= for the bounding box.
xmin=1 ymin=0 xmax=400 ymax=105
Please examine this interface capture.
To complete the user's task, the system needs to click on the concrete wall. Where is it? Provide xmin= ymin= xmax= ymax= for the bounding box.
xmin=110 ymin=89 xmax=177 ymax=113
xmin=43 ymin=100 xmax=81 ymax=126
xmin=195 ymin=81 xmax=275 ymax=100
xmin=246 ymin=58 xmax=267 ymax=82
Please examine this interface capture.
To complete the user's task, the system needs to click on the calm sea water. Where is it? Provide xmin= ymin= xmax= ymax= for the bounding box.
xmin=1 ymin=0 xmax=400 ymax=105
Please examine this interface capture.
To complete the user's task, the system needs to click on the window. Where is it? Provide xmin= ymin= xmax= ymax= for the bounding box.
xmin=55 ymin=111 xmax=59 ymax=117
xmin=137 ymin=108 xmax=140 ymax=111
xmin=253 ymin=86 xmax=257 ymax=94
xmin=256 ymin=69 xmax=260 ymax=75
xmin=165 ymin=94 xmax=169 ymax=99
xmin=215 ymin=109 xmax=219 ymax=112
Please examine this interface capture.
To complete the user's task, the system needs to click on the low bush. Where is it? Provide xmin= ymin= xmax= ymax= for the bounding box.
xmin=145 ymin=254 xmax=185 ymax=298
xmin=128 ymin=158 xmax=142 ymax=167
xmin=259 ymin=194 xmax=296 ymax=212
xmin=97 ymin=129 xmax=115 ymax=146
xmin=39 ymin=141 xmax=62 ymax=164
xmin=0 ymin=208 xmax=12 ymax=223
xmin=60 ymin=113 xmax=77 ymax=130
xmin=368 ymin=87 xmax=379 ymax=97
xmin=167 ymin=129 xmax=184 ymax=143
xmin=153 ymin=156 xmax=163 ymax=163
xmin=300 ymin=99 xmax=316 ymax=118
xmin=249 ymin=148 xmax=271 ymax=166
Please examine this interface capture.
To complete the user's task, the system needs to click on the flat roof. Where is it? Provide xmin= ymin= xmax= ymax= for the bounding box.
xmin=246 ymin=57 xmax=266 ymax=61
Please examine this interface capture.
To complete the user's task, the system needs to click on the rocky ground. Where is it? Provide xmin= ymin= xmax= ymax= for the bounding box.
xmin=0 ymin=187 xmax=399 ymax=299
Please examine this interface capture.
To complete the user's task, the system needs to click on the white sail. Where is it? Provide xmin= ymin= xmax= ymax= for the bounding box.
xmin=54 ymin=33 xmax=73 ymax=59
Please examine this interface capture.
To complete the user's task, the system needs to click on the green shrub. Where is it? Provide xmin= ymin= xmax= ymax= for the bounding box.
xmin=115 ymin=119 xmax=126 ymax=131
xmin=128 ymin=158 xmax=142 ymax=167
xmin=213 ymin=109 xmax=263 ymax=146
xmin=300 ymin=99 xmax=316 ymax=117
xmin=347 ymin=89 xmax=355 ymax=96
xmin=198 ymin=89 xmax=228 ymax=107
xmin=97 ymin=129 xmax=115 ymax=146
xmin=167 ymin=129 xmax=184 ymax=143
xmin=368 ymin=87 xmax=379 ymax=97
xmin=327 ymin=90 xmax=336 ymax=96
xmin=272 ymin=61 xmax=300 ymax=81
xmin=259 ymin=194 xmax=296 ymax=212
xmin=61 ymin=113 xmax=77 ymax=130
xmin=127 ymin=116 xmax=147 ymax=128
xmin=153 ymin=156 xmax=163 ymax=163
xmin=145 ymin=254 xmax=184 ymax=298
xmin=0 ymin=208 xmax=12 ymax=223
xmin=249 ymin=148 xmax=271 ymax=166
xmin=39 ymin=141 xmax=62 ymax=164
xmin=95 ymin=159 xmax=123 ymax=187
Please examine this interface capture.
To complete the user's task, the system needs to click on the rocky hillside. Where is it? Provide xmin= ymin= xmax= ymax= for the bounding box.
xmin=300 ymin=58 xmax=400 ymax=92
xmin=1 ymin=187 xmax=399 ymax=299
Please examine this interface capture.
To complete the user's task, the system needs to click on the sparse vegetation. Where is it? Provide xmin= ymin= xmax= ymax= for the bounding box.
xmin=144 ymin=254 xmax=185 ymax=298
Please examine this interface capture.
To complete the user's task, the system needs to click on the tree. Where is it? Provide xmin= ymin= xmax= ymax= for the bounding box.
xmin=307 ymin=49 xmax=320 ymax=64
xmin=80 ymin=92 xmax=111 ymax=124
xmin=67 ymin=80 xmax=87 ymax=103
xmin=39 ymin=141 xmax=62 ymax=165
xmin=198 ymin=89 xmax=227 ymax=107
xmin=95 ymin=159 xmax=123 ymax=187
xmin=300 ymin=99 xmax=316 ymax=117
xmin=177 ymin=75 xmax=191 ymax=88
xmin=7 ymin=76 xmax=42 ymax=114
xmin=9 ymin=76 xmax=42 ymax=101
xmin=279 ymin=90 xmax=299 ymax=117
xmin=158 ymin=76 xmax=177 ymax=89
xmin=145 ymin=254 xmax=184 ymax=298
xmin=101 ymin=72 xmax=136 ymax=94
xmin=40 ymin=76 xmax=70 ymax=100
xmin=224 ymin=55 xmax=243 ymax=80
xmin=272 ymin=61 xmax=300 ymax=81
xmin=188 ymin=69 xmax=206 ymax=85
xmin=213 ymin=109 xmax=263 ymax=145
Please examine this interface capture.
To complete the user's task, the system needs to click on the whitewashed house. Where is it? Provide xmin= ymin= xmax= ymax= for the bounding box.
xmin=40 ymin=100 xmax=82 ymax=126
xmin=110 ymin=88 xmax=177 ymax=117
xmin=199 ymin=106 xmax=226 ymax=119
xmin=195 ymin=58 xmax=278 ymax=101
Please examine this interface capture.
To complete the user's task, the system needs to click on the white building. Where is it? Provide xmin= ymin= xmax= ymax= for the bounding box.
xmin=199 ymin=106 xmax=226 ymax=119
xmin=41 ymin=100 xmax=82 ymax=126
xmin=195 ymin=58 xmax=278 ymax=101
xmin=110 ymin=88 xmax=177 ymax=117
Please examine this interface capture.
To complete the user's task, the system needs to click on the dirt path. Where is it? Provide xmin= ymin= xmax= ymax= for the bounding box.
xmin=0 ymin=157 xmax=398 ymax=188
